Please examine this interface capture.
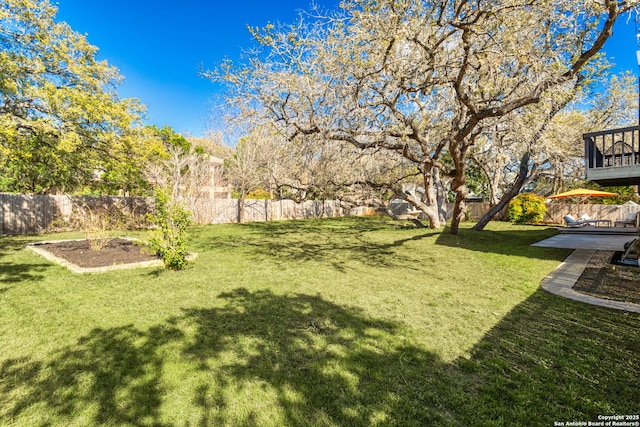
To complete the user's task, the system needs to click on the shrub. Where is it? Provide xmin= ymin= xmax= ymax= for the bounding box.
xmin=507 ymin=193 xmax=547 ymax=224
xmin=146 ymin=189 xmax=192 ymax=270
xmin=246 ymin=189 xmax=273 ymax=200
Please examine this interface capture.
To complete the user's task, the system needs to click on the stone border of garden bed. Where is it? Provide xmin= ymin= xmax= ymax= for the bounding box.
xmin=27 ymin=238 xmax=197 ymax=273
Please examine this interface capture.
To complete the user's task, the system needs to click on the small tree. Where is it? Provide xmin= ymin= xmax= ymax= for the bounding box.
xmin=147 ymin=189 xmax=192 ymax=270
xmin=507 ymin=193 xmax=547 ymax=224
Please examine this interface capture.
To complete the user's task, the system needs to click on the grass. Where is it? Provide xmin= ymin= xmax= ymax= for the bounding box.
xmin=0 ymin=217 xmax=638 ymax=426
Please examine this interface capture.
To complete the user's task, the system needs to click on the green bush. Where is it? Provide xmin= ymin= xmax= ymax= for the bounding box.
xmin=147 ymin=189 xmax=192 ymax=270
xmin=246 ymin=189 xmax=273 ymax=200
xmin=507 ymin=193 xmax=547 ymax=224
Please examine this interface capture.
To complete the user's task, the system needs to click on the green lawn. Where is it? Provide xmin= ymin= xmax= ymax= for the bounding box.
xmin=1 ymin=217 xmax=638 ymax=426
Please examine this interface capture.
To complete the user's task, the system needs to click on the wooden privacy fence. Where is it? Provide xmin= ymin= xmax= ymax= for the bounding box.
xmin=400 ymin=200 xmax=639 ymax=225
xmin=0 ymin=194 xmax=152 ymax=235
xmin=461 ymin=201 xmax=639 ymax=224
xmin=0 ymin=193 xmax=75 ymax=236
xmin=2 ymin=193 xmax=638 ymax=235
xmin=543 ymin=202 xmax=640 ymax=225
xmin=188 ymin=198 xmax=353 ymax=225
xmin=0 ymin=194 xmax=358 ymax=235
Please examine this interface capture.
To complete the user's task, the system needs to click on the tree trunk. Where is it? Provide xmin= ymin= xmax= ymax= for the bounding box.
xmin=449 ymin=142 xmax=470 ymax=235
xmin=386 ymin=163 xmax=445 ymax=228
xmin=472 ymin=151 xmax=533 ymax=231
xmin=237 ymin=186 xmax=247 ymax=223
xmin=434 ymin=168 xmax=448 ymax=225
xmin=450 ymin=182 xmax=468 ymax=235
xmin=414 ymin=164 xmax=445 ymax=228
xmin=399 ymin=192 xmax=439 ymax=228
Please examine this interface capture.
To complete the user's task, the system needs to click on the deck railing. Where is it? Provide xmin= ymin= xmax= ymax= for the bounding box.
xmin=583 ymin=125 xmax=640 ymax=186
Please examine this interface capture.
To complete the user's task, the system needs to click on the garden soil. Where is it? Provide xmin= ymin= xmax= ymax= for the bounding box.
xmin=40 ymin=238 xmax=159 ymax=269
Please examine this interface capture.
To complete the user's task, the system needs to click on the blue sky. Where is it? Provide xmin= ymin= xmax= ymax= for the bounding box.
xmin=55 ymin=0 xmax=341 ymax=137
xmin=54 ymin=1 xmax=638 ymax=138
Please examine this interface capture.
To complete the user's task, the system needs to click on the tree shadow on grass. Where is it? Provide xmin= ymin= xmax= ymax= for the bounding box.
xmin=0 ymin=236 xmax=35 ymax=255
xmin=0 ymin=261 xmax=51 ymax=283
xmin=2 ymin=288 xmax=637 ymax=426
xmin=0 ymin=237 xmax=52 ymax=283
xmin=177 ymin=288 xmax=451 ymax=425
xmin=0 ymin=324 xmax=183 ymax=426
xmin=0 ymin=289 xmax=452 ymax=426
xmin=197 ymin=218 xmax=440 ymax=271
xmin=447 ymin=289 xmax=640 ymax=425
xmin=237 ymin=216 xmax=401 ymax=235
xmin=435 ymin=225 xmax=572 ymax=261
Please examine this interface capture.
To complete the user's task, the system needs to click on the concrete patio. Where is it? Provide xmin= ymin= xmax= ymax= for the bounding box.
xmin=531 ymin=228 xmax=635 ymax=251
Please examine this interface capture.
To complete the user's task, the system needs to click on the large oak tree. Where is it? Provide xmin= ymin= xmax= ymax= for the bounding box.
xmin=214 ymin=0 xmax=638 ymax=233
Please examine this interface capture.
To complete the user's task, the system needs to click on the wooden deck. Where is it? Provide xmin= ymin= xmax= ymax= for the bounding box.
xmin=583 ymin=126 xmax=640 ymax=186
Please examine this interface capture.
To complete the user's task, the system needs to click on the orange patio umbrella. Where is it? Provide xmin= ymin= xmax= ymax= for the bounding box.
xmin=549 ymin=188 xmax=617 ymax=220
xmin=549 ymin=188 xmax=616 ymax=200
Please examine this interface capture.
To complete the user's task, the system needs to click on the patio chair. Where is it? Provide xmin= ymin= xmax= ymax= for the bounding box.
xmin=578 ymin=214 xmax=611 ymax=227
xmin=614 ymin=212 xmax=639 ymax=228
xmin=563 ymin=215 xmax=587 ymax=227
